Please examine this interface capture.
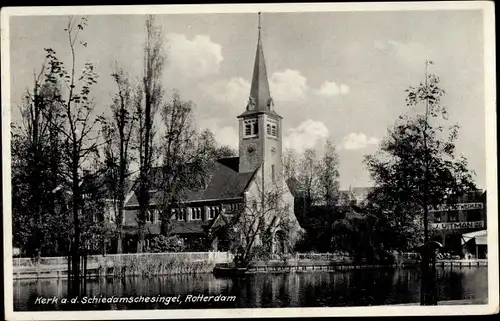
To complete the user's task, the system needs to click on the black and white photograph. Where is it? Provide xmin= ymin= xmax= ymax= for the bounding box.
xmin=1 ymin=2 xmax=498 ymax=319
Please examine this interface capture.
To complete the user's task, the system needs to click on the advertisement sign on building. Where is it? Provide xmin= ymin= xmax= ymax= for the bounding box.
xmin=428 ymin=202 xmax=484 ymax=212
xmin=430 ymin=221 xmax=484 ymax=230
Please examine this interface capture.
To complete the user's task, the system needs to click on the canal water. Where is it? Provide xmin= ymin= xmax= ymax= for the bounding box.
xmin=13 ymin=267 xmax=488 ymax=311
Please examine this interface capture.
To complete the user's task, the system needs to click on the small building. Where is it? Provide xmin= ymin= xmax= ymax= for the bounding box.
xmin=428 ymin=190 xmax=487 ymax=256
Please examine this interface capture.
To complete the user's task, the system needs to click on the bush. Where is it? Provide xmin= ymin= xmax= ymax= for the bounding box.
xmin=248 ymin=245 xmax=272 ymax=263
xmin=147 ymin=235 xmax=185 ymax=253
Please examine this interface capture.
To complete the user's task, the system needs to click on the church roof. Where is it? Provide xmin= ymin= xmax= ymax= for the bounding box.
xmin=240 ymin=13 xmax=281 ymax=118
xmin=250 ymin=23 xmax=271 ymax=112
xmin=124 ymin=157 xmax=256 ymax=207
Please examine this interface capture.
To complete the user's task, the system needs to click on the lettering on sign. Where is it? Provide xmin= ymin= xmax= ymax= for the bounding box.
xmin=430 ymin=221 xmax=484 ymax=230
xmin=428 ymin=202 xmax=484 ymax=212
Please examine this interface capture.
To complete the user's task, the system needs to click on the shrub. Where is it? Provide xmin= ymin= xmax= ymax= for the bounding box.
xmin=147 ymin=235 xmax=185 ymax=253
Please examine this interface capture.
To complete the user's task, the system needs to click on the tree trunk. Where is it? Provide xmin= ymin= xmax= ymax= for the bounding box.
xmin=116 ymin=192 xmax=125 ymax=254
xmin=116 ymin=229 xmax=123 ymax=254
xmin=137 ymin=228 xmax=145 ymax=253
xmin=420 ymin=249 xmax=437 ymax=305
xmin=71 ymin=146 xmax=81 ymax=296
xmin=71 ymin=202 xmax=80 ymax=295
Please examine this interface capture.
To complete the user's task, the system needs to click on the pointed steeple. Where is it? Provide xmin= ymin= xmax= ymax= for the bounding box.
xmin=248 ymin=12 xmax=272 ymax=112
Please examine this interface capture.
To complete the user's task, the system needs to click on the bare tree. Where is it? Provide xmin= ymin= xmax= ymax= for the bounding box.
xmin=156 ymin=92 xmax=220 ymax=235
xmin=135 ymin=15 xmax=166 ymax=253
xmin=282 ymin=148 xmax=298 ymax=182
xmin=103 ymin=65 xmax=137 ymax=253
xmin=226 ymin=171 xmax=302 ymax=266
xmin=42 ymin=16 xmax=103 ymax=294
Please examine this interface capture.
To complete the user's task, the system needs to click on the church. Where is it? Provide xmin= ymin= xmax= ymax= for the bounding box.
xmin=119 ymin=15 xmax=303 ymax=253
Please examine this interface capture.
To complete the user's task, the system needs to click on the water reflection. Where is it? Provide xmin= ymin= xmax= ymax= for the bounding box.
xmin=14 ymin=267 xmax=488 ymax=311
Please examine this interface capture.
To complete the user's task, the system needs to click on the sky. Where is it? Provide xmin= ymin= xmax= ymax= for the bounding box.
xmin=8 ymin=9 xmax=486 ymax=190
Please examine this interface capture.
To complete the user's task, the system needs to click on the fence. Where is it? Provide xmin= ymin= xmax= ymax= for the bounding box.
xmin=400 ymin=252 xmax=420 ymax=260
xmin=296 ymin=252 xmax=352 ymax=261
xmin=13 ymin=251 xmax=234 ymax=268
xmin=296 ymin=252 xmax=422 ymax=262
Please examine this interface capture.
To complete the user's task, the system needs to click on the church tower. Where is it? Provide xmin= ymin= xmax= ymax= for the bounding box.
xmin=238 ymin=13 xmax=283 ymax=184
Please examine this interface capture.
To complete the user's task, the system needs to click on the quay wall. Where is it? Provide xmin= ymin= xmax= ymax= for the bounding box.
xmin=13 ymin=252 xmax=234 ymax=279
xmin=12 ymin=251 xmax=487 ymax=279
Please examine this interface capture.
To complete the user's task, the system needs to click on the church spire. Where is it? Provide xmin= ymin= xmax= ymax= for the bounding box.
xmin=248 ymin=12 xmax=272 ymax=111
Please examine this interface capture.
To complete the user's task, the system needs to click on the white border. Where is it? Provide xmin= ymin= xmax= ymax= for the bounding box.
xmin=1 ymin=2 xmax=498 ymax=320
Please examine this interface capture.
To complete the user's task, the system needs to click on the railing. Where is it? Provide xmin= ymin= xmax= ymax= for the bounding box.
xmin=400 ymin=252 xmax=420 ymax=260
xmin=296 ymin=252 xmax=352 ymax=261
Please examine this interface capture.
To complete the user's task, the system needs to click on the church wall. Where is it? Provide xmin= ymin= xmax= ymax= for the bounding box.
xmin=242 ymin=165 xmax=301 ymax=243
xmin=261 ymin=115 xmax=283 ymax=184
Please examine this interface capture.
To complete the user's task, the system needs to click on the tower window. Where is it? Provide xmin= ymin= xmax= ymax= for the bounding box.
xmin=267 ymin=119 xmax=278 ymax=137
xmin=244 ymin=119 xmax=258 ymax=138
xmin=271 ymin=164 xmax=275 ymax=182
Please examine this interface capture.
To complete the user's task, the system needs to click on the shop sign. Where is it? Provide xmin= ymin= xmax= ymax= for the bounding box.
xmin=428 ymin=202 xmax=483 ymax=212
xmin=430 ymin=221 xmax=484 ymax=230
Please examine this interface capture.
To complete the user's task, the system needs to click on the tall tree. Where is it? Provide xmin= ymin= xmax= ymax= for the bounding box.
xmin=42 ymin=16 xmax=103 ymax=293
xmin=135 ymin=15 xmax=165 ymax=253
xmin=11 ymin=71 xmax=68 ymax=258
xmin=297 ymin=148 xmax=320 ymax=207
xmin=156 ymin=92 xmax=219 ymax=235
xmin=364 ymin=62 xmax=476 ymax=304
xmin=103 ymin=65 xmax=137 ymax=253
xmin=295 ymin=143 xmax=340 ymax=209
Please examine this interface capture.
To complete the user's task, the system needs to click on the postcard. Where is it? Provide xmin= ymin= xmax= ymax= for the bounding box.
xmin=1 ymin=2 xmax=497 ymax=320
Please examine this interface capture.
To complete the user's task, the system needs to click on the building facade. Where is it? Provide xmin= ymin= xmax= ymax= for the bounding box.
xmin=428 ymin=190 xmax=487 ymax=257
